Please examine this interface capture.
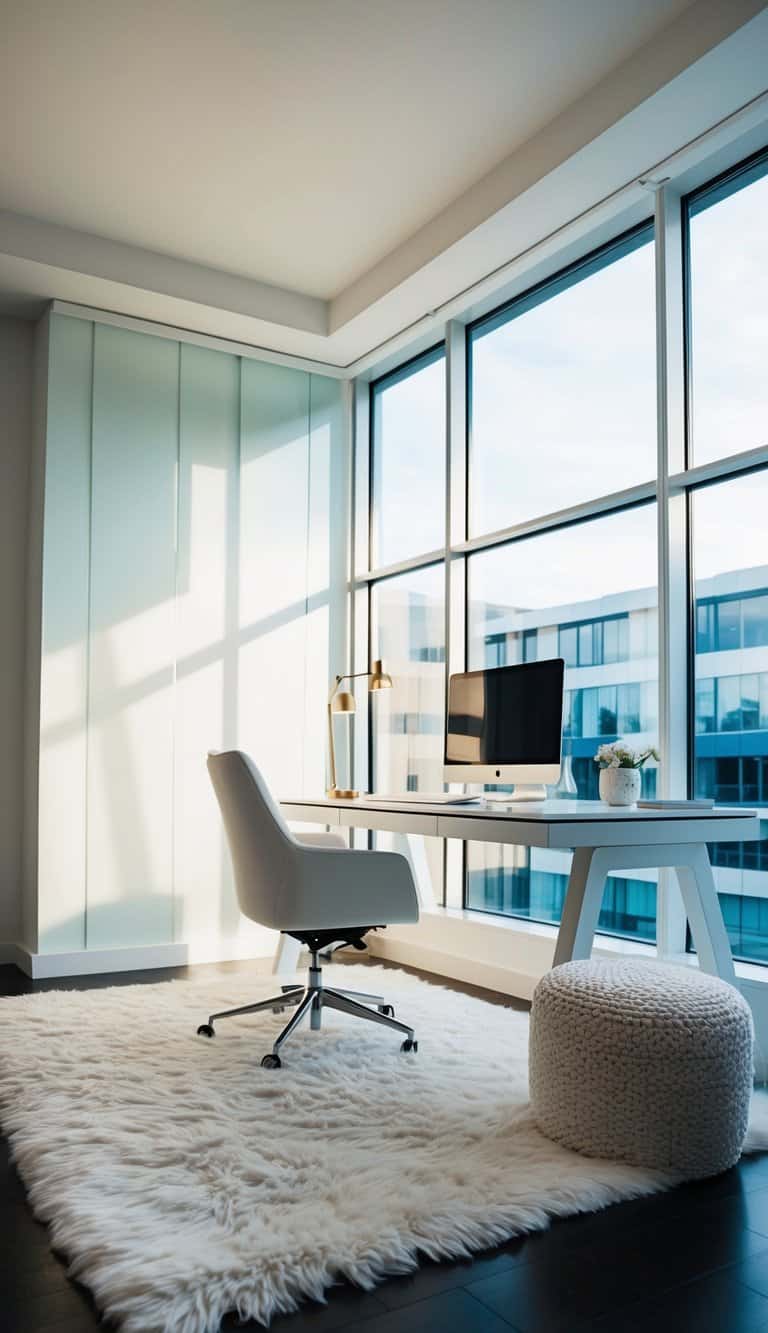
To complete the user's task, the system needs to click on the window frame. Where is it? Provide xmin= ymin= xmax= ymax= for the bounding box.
xmin=351 ymin=139 xmax=768 ymax=957
xmin=681 ymin=147 xmax=768 ymax=964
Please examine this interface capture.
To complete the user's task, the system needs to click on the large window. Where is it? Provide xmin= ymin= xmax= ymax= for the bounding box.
xmin=371 ymin=348 xmax=446 ymax=568
xmin=688 ymin=151 xmax=768 ymax=466
xmin=691 ymin=470 xmax=768 ymax=963
xmin=354 ymin=140 xmax=768 ymax=963
xmin=469 ymin=227 xmax=656 ymax=537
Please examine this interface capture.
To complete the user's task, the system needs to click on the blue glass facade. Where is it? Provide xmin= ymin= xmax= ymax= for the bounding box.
xmin=467 ymin=582 xmax=768 ymax=952
xmin=466 ymin=600 xmax=658 ymax=941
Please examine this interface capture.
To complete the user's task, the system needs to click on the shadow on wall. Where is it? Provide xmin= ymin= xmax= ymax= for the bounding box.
xmin=36 ymin=320 xmax=345 ymax=956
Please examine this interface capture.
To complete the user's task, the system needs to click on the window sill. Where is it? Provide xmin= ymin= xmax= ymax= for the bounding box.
xmin=416 ymin=905 xmax=768 ymax=985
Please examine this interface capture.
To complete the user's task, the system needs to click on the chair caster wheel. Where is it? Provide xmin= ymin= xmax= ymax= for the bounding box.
xmin=400 ymin=1038 xmax=418 ymax=1053
xmin=378 ymin=1004 xmax=395 ymax=1017
xmin=261 ymin=1053 xmax=282 ymax=1069
xmin=197 ymin=1024 xmax=215 ymax=1038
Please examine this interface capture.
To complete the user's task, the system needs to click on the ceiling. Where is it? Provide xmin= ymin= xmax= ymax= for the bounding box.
xmin=0 ymin=0 xmax=766 ymax=366
xmin=0 ymin=0 xmax=694 ymax=297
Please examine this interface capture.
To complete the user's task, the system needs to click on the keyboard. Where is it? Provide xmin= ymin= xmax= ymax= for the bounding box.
xmin=366 ymin=793 xmax=480 ymax=805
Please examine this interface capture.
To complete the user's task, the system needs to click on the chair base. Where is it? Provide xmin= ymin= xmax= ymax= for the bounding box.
xmin=197 ymin=950 xmax=417 ymax=1066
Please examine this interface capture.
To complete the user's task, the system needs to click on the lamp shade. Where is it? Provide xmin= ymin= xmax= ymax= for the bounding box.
xmin=332 ymin=690 xmax=356 ymax=714
xmin=369 ymin=659 xmax=392 ymax=691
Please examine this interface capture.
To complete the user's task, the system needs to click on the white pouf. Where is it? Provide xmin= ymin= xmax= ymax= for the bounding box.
xmin=529 ymin=959 xmax=754 ymax=1179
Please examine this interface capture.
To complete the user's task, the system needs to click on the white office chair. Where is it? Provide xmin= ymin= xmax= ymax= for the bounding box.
xmin=199 ymin=750 xmax=420 ymax=1067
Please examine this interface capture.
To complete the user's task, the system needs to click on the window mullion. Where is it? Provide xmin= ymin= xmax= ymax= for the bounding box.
xmin=445 ymin=320 xmax=467 ymax=908
xmin=653 ymin=180 xmax=689 ymax=957
xmin=351 ymin=378 xmax=370 ymax=820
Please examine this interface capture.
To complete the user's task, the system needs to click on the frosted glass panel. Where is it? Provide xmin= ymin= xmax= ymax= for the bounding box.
xmin=87 ymin=325 xmax=178 ymax=949
xmin=38 ymin=315 xmax=92 ymax=952
xmin=174 ymin=344 xmax=241 ymax=942
xmin=35 ymin=317 xmax=345 ymax=958
xmin=239 ymin=360 xmax=311 ymax=799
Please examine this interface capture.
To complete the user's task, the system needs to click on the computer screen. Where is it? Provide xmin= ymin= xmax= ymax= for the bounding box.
xmin=444 ymin=660 xmax=564 ymax=767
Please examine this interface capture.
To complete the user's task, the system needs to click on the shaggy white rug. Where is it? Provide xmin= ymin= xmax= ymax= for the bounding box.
xmin=1 ymin=964 xmax=767 ymax=1333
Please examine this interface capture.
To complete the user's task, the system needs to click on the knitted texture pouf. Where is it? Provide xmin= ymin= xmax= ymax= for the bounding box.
xmin=529 ymin=959 xmax=754 ymax=1179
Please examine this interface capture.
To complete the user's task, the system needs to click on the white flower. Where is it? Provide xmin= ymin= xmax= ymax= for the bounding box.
xmin=594 ymin=740 xmax=661 ymax=770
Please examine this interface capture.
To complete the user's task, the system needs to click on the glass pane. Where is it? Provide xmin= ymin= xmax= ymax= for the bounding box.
xmin=465 ymin=503 xmax=658 ymax=940
xmin=618 ymin=682 xmax=641 ymax=734
xmin=692 ymin=469 xmax=768 ymax=963
xmin=688 ymin=158 xmax=768 ymax=465
xmin=578 ymin=622 xmax=594 ymax=667
xmin=371 ymin=349 xmax=445 ymax=567
xmin=559 ymin=625 xmax=578 ymax=666
xmin=717 ymin=676 xmax=741 ymax=731
xmin=469 ymin=231 xmax=655 ymax=536
xmin=370 ymin=564 xmax=445 ymax=903
xmin=695 ymin=679 xmax=715 ymax=734
xmin=744 ymin=594 xmax=768 ymax=649
xmin=716 ymin=599 xmax=741 ymax=653
xmin=696 ymin=602 xmax=714 ymax=653
xmin=742 ymin=675 xmax=760 ymax=731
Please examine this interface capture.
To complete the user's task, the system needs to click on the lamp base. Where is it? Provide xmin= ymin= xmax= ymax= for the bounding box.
xmin=326 ymin=787 xmax=359 ymax=800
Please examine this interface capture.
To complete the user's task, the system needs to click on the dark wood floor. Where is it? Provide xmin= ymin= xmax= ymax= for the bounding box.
xmin=4 ymin=958 xmax=768 ymax=1333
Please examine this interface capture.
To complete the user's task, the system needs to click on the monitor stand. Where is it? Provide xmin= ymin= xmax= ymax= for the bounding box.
xmin=484 ymin=784 xmax=548 ymax=803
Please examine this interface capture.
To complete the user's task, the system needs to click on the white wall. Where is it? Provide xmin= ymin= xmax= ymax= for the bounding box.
xmin=0 ymin=316 xmax=33 ymax=947
xmin=28 ymin=312 xmax=348 ymax=966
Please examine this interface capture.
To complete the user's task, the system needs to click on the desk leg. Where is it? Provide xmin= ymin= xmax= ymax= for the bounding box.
xmin=675 ymin=844 xmax=736 ymax=984
xmin=553 ymin=846 xmax=610 ymax=967
xmin=272 ymin=933 xmax=302 ymax=977
xmin=387 ymin=833 xmax=436 ymax=910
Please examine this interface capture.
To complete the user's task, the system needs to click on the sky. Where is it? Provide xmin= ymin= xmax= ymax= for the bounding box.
xmin=371 ymin=160 xmax=766 ymax=620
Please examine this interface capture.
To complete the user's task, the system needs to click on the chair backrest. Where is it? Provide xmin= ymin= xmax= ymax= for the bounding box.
xmin=207 ymin=750 xmax=297 ymax=929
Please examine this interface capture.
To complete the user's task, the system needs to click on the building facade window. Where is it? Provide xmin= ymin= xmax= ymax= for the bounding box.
xmin=696 ymin=593 xmax=768 ymax=654
xmin=558 ymin=614 xmax=630 ymax=668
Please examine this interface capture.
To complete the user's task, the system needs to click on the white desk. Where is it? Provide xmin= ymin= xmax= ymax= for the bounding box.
xmin=281 ymin=797 xmax=761 ymax=984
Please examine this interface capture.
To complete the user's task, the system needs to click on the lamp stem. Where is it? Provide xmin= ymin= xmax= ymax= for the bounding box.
xmin=326 ymin=676 xmax=359 ymax=799
xmin=327 ymin=700 xmax=338 ymax=794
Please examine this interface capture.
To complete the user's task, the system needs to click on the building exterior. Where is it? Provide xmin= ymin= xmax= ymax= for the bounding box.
xmin=373 ymin=562 xmax=768 ymax=963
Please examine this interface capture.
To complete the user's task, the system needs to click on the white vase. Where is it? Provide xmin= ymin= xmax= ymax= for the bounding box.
xmin=599 ymin=766 xmax=641 ymax=807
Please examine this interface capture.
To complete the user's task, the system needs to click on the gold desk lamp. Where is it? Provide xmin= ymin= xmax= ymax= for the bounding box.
xmin=327 ymin=659 xmax=392 ymax=799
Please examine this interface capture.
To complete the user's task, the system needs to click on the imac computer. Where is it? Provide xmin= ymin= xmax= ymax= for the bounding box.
xmin=444 ymin=659 xmax=565 ymax=802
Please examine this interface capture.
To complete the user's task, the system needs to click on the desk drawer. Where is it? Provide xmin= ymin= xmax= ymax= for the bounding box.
xmin=282 ymin=804 xmax=341 ymax=825
xmin=438 ymin=815 xmax=549 ymax=847
xmin=341 ymin=809 xmax=439 ymax=836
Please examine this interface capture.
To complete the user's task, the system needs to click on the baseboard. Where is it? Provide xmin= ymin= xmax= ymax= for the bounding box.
xmin=368 ymin=933 xmax=539 ymax=1002
xmin=366 ymin=911 xmax=654 ymax=1004
xmin=13 ymin=932 xmax=280 ymax=980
